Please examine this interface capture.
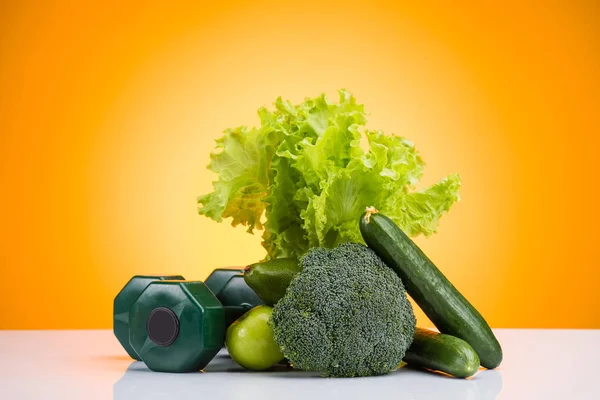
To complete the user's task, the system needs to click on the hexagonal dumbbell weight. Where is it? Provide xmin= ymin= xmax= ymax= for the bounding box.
xmin=205 ymin=269 xmax=263 ymax=326
xmin=113 ymin=275 xmax=184 ymax=360
xmin=129 ymin=280 xmax=225 ymax=373
xmin=204 ymin=268 xmax=244 ymax=295
xmin=113 ymin=268 xmax=264 ymax=372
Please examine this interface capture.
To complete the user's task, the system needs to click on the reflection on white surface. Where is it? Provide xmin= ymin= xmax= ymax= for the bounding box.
xmin=113 ymin=350 xmax=503 ymax=400
xmin=1 ymin=329 xmax=599 ymax=399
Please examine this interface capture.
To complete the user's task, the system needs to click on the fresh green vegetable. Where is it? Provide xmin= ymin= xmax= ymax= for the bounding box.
xmin=197 ymin=90 xmax=460 ymax=259
xmin=359 ymin=207 xmax=502 ymax=369
xmin=244 ymin=258 xmax=301 ymax=305
xmin=404 ymin=328 xmax=480 ymax=378
xmin=225 ymin=305 xmax=284 ymax=370
xmin=271 ymin=242 xmax=416 ymax=377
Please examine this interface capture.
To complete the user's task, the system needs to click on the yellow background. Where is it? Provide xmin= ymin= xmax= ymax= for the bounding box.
xmin=1 ymin=1 xmax=598 ymax=330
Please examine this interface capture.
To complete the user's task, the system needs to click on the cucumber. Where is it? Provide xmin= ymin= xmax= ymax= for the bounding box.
xmin=359 ymin=207 xmax=502 ymax=369
xmin=244 ymin=258 xmax=301 ymax=306
xmin=404 ymin=328 xmax=480 ymax=378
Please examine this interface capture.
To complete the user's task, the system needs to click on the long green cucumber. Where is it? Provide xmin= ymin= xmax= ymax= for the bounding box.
xmin=359 ymin=207 xmax=502 ymax=369
xmin=244 ymin=258 xmax=301 ymax=306
xmin=404 ymin=327 xmax=480 ymax=378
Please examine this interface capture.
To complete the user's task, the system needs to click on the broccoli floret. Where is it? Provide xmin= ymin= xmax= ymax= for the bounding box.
xmin=271 ymin=242 xmax=416 ymax=377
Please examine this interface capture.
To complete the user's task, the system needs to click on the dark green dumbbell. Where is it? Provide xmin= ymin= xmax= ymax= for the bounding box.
xmin=204 ymin=268 xmax=263 ymax=326
xmin=113 ymin=275 xmax=184 ymax=360
xmin=215 ymin=274 xmax=263 ymax=325
xmin=115 ymin=269 xmax=263 ymax=372
xmin=128 ymin=280 xmax=225 ymax=373
xmin=204 ymin=268 xmax=244 ymax=296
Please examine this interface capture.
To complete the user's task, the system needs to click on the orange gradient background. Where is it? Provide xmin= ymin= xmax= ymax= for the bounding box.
xmin=1 ymin=1 xmax=598 ymax=329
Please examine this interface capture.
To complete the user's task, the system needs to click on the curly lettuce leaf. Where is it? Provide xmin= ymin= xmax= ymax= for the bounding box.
xmin=197 ymin=125 xmax=281 ymax=232
xmin=383 ymin=174 xmax=461 ymax=236
xmin=197 ymin=90 xmax=461 ymax=259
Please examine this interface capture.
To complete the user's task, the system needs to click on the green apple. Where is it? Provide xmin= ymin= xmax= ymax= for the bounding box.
xmin=226 ymin=305 xmax=284 ymax=370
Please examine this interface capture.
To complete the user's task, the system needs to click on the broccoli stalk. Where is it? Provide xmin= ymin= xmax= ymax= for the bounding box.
xmin=271 ymin=243 xmax=416 ymax=377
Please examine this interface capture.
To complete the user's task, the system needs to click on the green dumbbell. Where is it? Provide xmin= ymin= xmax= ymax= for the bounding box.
xmin=215 ymin=274 xmax=263 ymax=325
xmin=204 ymin=268 xmax=244 ymax=295
xmin=204 ymin=268 xmax=264 ymax=326
xmin=115 ymin=269 xmax=264 ymax=372
xmin=128 ymin=280 xmax=225 ymax=373
xmin=113 ymin=275 xmax=184 ymax=360
xmin=113 ymin=270 xmax=252 ymax=359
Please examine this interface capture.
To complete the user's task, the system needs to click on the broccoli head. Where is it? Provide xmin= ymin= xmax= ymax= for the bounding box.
xmin=271 ymin=242 xmax=416 ymax=377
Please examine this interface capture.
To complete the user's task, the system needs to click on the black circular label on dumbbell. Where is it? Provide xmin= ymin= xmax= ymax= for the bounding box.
xmin=146 ymin=307 xmax=180 ymax=347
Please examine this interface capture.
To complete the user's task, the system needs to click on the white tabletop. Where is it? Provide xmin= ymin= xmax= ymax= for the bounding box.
xmin=0 ymin=329 xmax=597 ymax=399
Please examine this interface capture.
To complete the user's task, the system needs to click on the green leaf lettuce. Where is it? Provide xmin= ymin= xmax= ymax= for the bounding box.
xmin=198 ymin=90 xmax=460 ymax=259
